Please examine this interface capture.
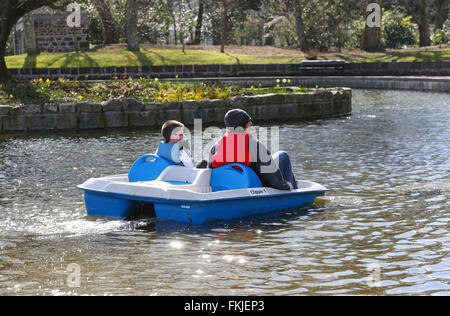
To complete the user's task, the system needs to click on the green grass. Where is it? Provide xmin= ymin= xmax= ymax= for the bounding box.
xmin=5 ymin=46 xmax=449 ymax=69
xmin=5 ymin=48 xmax=303 ymax=69
xmin=320 ymin=48 xmax=450 ymax=62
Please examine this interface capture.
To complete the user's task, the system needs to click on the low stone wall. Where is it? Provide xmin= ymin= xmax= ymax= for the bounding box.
xmin=8 ymin=61 xmax=450 ymax=80
xmin=0 ymin=88 xmax=351 ymax=133
xmin=179 ymin=76 xmax=450 ymax=93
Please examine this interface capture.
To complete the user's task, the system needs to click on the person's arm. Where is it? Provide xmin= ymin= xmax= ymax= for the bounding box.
xmin=196 ymin=141 xmax=218 ymax=169
xmin=249 ymin=138 xmax=291 ymax=191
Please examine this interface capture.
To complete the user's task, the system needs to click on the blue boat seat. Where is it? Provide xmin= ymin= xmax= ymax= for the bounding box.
xmin=211 ymin=163 xmax=263 ymax=192
xmin=128 ymin=142 xmax=184 ymax=182
xmin=128 ymin=154 xmax=174 ymax=182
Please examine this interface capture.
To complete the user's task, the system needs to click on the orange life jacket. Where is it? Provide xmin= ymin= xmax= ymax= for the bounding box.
xmin=211 ymin=131 xmax=252 ymax=168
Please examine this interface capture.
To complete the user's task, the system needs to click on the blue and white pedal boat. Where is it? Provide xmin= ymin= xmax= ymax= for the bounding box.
xmin=78 ymin=153 xmax=328 ymax=224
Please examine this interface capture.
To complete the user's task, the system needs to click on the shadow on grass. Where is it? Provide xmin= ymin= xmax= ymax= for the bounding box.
xmin=387 ymin=49 xmax=448 ymax=61
xmin=23 ymin=53 xmax=38 ymax=68
xmin=144 ymin=49 xmax=168 ymax=65
xmin=45 ymin=51 xmax=101 ymax=68
xmin=224 ymin=52 xmax=241 ymax=65
xmin=129 ymin=50 xmax=154 ymax=66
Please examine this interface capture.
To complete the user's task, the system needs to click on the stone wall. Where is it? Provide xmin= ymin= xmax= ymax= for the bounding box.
xmin=0 ymin=88 xmax=351 ymax=133
xmin=9 ymin=61 xmax=450 ymax=80
xmin=177 ymin=76 xmax=450 ymax=93
xmin=33 ymin=13 xmax=90 ymax=53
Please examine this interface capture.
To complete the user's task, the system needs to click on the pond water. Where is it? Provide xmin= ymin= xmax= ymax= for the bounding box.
xmin=0 ymin=89 xmax=449 ymax=296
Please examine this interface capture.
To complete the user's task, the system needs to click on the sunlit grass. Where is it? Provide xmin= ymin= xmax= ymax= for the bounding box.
xmin=5 ymin=46 xmax=449 ymax=69
xmin=5 ymin=48 xmax=304 ymax=69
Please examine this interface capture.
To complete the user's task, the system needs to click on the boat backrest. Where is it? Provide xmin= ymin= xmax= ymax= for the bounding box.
xmin=157 ymin=166 xmax=211 ymax=185
xmin=156 ymin=142 xmax=181 ymax=163
xmin=210 ymin=163 xmax=263 ymax=192
xmin=128 ymin=154 xmax=175 ymax=182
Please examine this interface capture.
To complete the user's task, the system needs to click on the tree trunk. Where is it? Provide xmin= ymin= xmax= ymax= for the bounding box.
xmin=404 ymin=0 xmax=431 ymax=47
xmin=418 ymin=0 xmax=431 ymax=46
xmin=193 ymin=0 xmax=204 ymax=45
xmin=0 ymin=35 xmax=13 ymax=82
xmin=434 ymin=0 xmax=449 ymax=31
xmin=91 ymin=0 xmax=117 ymax=44
xmin=294 ymin=1 xmax=309 ymax=52
xmin=0 ymin=1 xmax=17 ymax=82
xmin=220 ymin=3 xmax=228 ymax=53
xmin=363 ymin=0 xmax=383 ymax=52
xmin=363 ymin=25 xmax=383 ymax=51
xmin=126 ymin=0 xmax=139 ymax=51
xmin=23 ymin=12 xmax=39 ymax=55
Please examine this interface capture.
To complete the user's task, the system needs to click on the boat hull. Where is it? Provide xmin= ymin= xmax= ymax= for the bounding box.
xmin=79 ymin=165 xmax=328 ymax=225
xmin=82 ymin=188 xmax=326 ymax=224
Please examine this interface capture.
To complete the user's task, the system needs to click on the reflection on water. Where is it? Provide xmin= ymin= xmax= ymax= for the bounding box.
xmin=0 ymin=90 xmax=449 ymax=295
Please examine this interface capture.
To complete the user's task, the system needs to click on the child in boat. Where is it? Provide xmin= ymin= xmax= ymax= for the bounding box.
xmin=159 ymin=120 xmax=195 ymax=168
xmin=207 ymin=109 xmax=297 ymax=191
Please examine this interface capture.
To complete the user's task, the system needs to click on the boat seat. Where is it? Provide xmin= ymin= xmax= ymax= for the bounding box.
xmin=128 ymin=154 xmax=175 ymax=182
xmin=156 ymin=166 xmax=213 ymax=193
xmin=128 ymin=143 xmax=183 ymax=183
xmin=210 ymin=163 xmax=263 ymax=192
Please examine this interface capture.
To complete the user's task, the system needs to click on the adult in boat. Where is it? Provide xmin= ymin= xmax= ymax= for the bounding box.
xmin=158 ymin=120 xmax=195 ymax=168
xmin=207 ymin=109 xmax=297 ymax=191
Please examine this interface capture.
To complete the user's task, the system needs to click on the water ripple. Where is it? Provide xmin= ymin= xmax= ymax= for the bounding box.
xmin=0 ymin=90 xmax=449 ymax=295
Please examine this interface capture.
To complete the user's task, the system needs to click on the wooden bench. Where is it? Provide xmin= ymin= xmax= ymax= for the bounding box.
xmin=300 ymin=60 xmax=346 ymax=75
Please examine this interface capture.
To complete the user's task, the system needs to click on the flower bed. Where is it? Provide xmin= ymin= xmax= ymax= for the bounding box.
xmin=1 ymin=77 xmax=311 ymax=106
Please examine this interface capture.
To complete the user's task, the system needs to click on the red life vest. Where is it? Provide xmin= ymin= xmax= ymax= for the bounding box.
xmin=211 ymin=131 xmax=252 ymax=168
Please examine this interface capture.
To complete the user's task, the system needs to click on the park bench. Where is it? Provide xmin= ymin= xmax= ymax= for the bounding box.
xmin=300 ymin=60 xmax=346 ymax=75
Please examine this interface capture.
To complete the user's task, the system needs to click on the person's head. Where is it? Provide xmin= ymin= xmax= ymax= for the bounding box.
xmin=224 ymin=109 xmax=253 ymax=133
xmin=161 ymin=120 xmax=185 ymax=144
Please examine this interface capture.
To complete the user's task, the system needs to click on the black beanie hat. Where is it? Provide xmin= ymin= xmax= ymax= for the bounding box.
xmin=224 ymin=109 xmax=252 ymax=130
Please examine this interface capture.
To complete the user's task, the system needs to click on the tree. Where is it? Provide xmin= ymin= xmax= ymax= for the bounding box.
xmin=404 ymin=0 xmax=431 ymax=47
xmin=434 ymin=0 xmax=449 ymax=31
xmin=293 ymin=0 xmax=309 ymax=52
xmin=23 ymin=12 xmax=39 ymax=55
xmin=363 ymin=0 xmax=384 ymax=51
xmin=218 ymin=0 xmax=236 ymax=53
xmin=126 ymin=0 xmax=139 ymax=51
xmin=193 ymin=0 xmax=204 ymax=44
xmin=0 ymin=0 xmax=65 ymax=82
xmin=91 ymin=0 xmax=117 ymax=44
xmin=217 ymin=0 xmax=261 ymax=53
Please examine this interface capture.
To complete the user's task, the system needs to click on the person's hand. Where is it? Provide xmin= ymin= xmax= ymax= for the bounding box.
xmin=287 ymin=182 xmax=293 ymax=191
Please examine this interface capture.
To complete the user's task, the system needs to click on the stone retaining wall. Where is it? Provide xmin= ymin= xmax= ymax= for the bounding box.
xmin=179 ymin=76 xmax=449 ymax=93
xmin=8 ymin=61 xmax=450 ymax=80
xmin=0 ymin=88 xmax=351 ymax=133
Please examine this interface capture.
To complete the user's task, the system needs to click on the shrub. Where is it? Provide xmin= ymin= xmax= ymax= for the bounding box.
xmin=383 ymin=9 xmax=416 ymax=49
xmin=431 ymin=29 xmax=449 ymax=46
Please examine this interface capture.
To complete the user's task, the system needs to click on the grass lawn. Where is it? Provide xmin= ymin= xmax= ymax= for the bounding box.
xmin=5 ymin=47 xmax=303 ymax=69
xmin=5 ymin=44 xmax=450 ymax=69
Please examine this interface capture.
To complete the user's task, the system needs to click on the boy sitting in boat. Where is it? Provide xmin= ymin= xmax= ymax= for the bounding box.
xmin=204 ymin=109 xmax=296 ymax=191
xmin=157 ymin=120 xmax=195 ymax=168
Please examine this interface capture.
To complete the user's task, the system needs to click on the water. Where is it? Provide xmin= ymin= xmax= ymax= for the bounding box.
xmin=0 ymin=89 xmax=449 ymax=296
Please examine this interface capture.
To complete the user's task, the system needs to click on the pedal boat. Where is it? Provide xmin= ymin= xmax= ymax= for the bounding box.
xmin=78 ymin=152 xmax=328 ymax=224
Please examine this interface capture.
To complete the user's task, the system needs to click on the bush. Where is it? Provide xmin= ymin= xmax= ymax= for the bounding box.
xmin=431 ymin=29 xmax=449 ymax=46
xmin=383 ymin=9 xmax=416 ymax=49
xmin=348 ymin=19 xmax=366 ymax=49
